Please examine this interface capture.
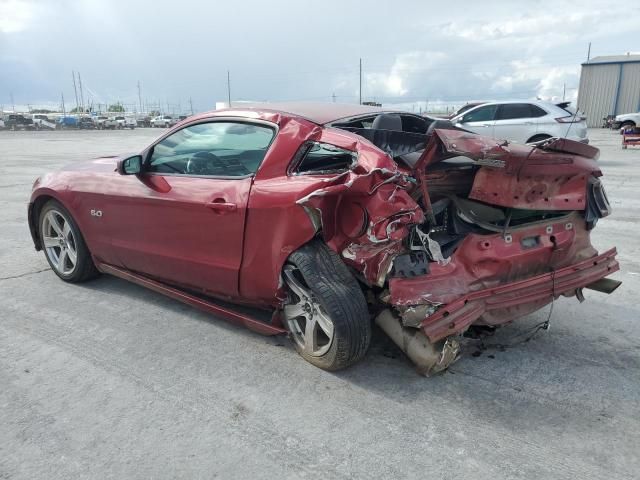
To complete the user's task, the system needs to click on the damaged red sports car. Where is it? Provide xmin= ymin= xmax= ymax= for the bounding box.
xmin=28 ymin=102 xmax=620 ymax=374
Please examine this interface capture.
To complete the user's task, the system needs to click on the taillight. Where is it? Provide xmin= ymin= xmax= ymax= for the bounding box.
xmin=555 ymin=116 xmax=586 ymax=123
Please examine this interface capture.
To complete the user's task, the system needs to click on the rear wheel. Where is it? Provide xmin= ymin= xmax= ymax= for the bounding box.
xmin=620 ymin=121 xmax=636 ymax=134
xmin=282 ymin=239 xmax=371 ymax=371
xmin=526 ymin=134 xmax=552 ymax=144
xmin=39 ymin=200 xmax=99 ymax=283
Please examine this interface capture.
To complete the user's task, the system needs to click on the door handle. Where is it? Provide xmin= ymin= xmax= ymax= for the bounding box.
xmin=524 ymin=122 xmax=534 ymax=125
xmin=481 ymin=124 xmax=491 ymax=127
xmin=207 ymin=198 xmax=237 ymax=213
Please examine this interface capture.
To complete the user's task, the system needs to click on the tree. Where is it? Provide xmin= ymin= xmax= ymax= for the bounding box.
xmin=108 ymin=103 xmax=125 ymax=112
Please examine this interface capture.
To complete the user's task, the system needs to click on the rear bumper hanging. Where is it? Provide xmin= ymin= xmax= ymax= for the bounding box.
xmin=417 ymin=247 xmax=619 ymax=342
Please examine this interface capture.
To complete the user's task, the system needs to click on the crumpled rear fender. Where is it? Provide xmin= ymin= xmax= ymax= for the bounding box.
xmin=295 ymin=131 xmax=424 ymax=286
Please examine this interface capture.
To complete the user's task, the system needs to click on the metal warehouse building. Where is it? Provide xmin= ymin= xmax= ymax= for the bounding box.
xmin=577 ymin=54 xmax=640 ymax=127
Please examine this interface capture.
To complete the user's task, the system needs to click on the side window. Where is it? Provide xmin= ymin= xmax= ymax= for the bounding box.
xmin=148 ymin=122 xmax=275 ymax=177
xmin=529 ymin=104 xmax=548 ymax=117
xmin=462 ymin=105 xmax=497 ymax=123
xmin=291 ymin=142 xmax=357 ymax=174
xmin=495 ymin=103 xmax=533 ymax=120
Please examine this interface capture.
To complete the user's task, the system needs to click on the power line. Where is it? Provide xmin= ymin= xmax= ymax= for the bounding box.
xmin=137 ymin=80 xmax=143 ymax=113
xmin=71 ymin=71 xmax=79 ymax=112
xmin=78 ymin=72 xmax=85 ymax=113
xmin=359 ymin=58 xmax=362 ymax=105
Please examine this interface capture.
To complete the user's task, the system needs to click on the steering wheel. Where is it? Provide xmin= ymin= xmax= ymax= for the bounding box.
xmin=185 ymin=151 xmax=222 ymax=175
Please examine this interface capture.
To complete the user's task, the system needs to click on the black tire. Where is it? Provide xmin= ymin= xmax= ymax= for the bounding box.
xmin=39 ymin=199 xmax=99 ymax=283
xmin=284 ymin=239 xmax=371 ymax=371
xmin=620 ymin=121 xmax=636 ymax=134
xmin=526 ymin=134 xmax=552 ymax=143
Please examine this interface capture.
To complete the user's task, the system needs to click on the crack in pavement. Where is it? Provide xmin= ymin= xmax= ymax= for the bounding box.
xmin=0 ymin=268 xmax=51 ymax=281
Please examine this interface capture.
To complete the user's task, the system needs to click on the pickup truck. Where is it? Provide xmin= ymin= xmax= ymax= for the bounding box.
xmin=110 ymin=116 xmax=136 ymax=129
xmin=613 ymin=112 xmax=640 ymax=131
xmin=124 ymin=116 xmax=136 ymax=129
xmin=4 ymin=114 xmax=34 ymax=130
xmin=32 ymin=114 xmax=57 ymax=130
xmin=150 ymin=115 xmax=176 ymax=128
xmin=78 ymin=117 xmax=96 ymax=129
xmin=103 ymin=117 xmax=119 ymax=129
xmin=94 ymin=116 xmax=108 ymax=129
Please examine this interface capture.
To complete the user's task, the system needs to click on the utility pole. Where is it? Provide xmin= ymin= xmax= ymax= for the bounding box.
xmin=189 ymin=97 xmax=194 ymax=115
xmin=72 ymin=71 xmax=79 ymax=113
xmin=563 ymin=83 xmax=566 ymax=101
xmin=227 ymin=70 xmax=231 ymax=107
xmin=359 ymin=58 xmax=362 ymax=105
xmin=61 ymin=92 xmax=66 ymax=116
xmin=587 ymin=42 xmax=592 ymax=62
xmin=10 ymin=93 xmax=14 ymax=112
xmin=137 ymin=80 xmax=143 ymax=113
xmin=78 ymin=72 xmax=85 ymax=113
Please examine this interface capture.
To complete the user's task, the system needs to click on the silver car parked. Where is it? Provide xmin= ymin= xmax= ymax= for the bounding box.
xmin=451 ymin=100 xmax=588 ymax=144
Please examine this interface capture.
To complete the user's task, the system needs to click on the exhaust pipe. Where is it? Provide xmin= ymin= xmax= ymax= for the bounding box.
xmin=585 ymin=278 xmax=622 ymax=294
xmin=375 ymin=309 xmax=459 ymax=376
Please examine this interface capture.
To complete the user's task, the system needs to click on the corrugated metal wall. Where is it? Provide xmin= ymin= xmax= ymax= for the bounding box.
xmin=617 ymin=63 xmax=640 ymax=115
xmin=577 ymin=64 xmax=619 ymax=127
xmin=577 ymin=62 xmax=640 ymax=127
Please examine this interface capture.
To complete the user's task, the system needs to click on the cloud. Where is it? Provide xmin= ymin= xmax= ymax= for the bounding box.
xmin=0 ymin=0 xmax=34 ymax=33
xmin=490 ymin=59 xmax=579 ymax=101
xmin=445 ymin=13 xmax=592 ymax=41
xmin=1 ymin=0 xmax=639 ymax=111
xmin=364 ymin=51 xmax=447 ymax=97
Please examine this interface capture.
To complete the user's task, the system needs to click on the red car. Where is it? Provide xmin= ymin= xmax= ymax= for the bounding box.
xmin=28 ymin=102 xmax=620 ymax=374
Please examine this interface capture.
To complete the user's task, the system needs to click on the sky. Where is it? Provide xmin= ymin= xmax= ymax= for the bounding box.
xmin=1 ymin=0 xmax=639 ymax=113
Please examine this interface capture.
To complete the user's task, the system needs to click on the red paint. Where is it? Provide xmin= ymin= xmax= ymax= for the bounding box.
xmin=28 ymin=103 xmax=619 ymax=338
xmin=97 ymin=263 xmax=285 ymax=335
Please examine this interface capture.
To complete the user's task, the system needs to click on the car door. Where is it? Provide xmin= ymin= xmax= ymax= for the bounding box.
xmin=104 ymin=119 xmax=277 ymax=297
xmin=455 ymin=104 xmax=498 ymax=137
xmin=492 ymin=103 xmax=537 ymax=143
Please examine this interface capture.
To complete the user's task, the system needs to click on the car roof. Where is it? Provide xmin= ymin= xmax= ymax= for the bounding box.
xmin=210 ymin=101 xmax=409 ymax=125
xmin=470 ymin=99 xmax=559 ymax=107
xmin=457 ymin=99 xmax=563 ymax=116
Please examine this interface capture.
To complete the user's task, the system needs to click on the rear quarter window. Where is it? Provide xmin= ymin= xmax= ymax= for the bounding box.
xmin=290 ymin=142 xmax=357 ymax=175
xmin=529 ymin=105 xmax=548 ymax=117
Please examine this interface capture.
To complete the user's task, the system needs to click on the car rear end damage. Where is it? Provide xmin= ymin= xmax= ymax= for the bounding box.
xmin=297 ymin=125 xmax=619 ymax=374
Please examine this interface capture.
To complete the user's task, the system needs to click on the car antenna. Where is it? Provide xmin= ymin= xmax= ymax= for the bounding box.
xmin=563 ymin=102 xmax=580 ymax=140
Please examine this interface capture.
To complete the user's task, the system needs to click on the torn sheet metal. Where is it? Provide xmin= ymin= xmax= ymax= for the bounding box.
xmin=296 ymin=165 xmax=424 ymax=286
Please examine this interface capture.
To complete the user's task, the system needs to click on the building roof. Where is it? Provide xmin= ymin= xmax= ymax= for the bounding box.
xmin=582 ymin=54 xmax=640 ymax=66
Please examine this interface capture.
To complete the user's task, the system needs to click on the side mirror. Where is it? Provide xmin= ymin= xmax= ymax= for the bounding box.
xmin=117 ymin=155 xmax=142 ymax=175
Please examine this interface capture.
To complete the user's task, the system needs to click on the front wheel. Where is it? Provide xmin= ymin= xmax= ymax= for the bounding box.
xmin=39 ymin=200 xmax=99 ymax=283
xmin=282 ymin=240 xmax=371 ymax=371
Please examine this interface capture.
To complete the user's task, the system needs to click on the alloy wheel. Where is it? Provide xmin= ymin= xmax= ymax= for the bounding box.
xmin=42 ymin=210 xmax=78 ymax=275
xmin=282 ymin=265 xmax=335 ymax=357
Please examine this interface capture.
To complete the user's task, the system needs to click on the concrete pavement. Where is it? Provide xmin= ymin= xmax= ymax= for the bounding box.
xmin=0 ymin=128 xmax=638 ymax=479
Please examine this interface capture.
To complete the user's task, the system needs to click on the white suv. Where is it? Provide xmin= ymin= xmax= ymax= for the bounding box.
xmin=451 ymin=100 xmax=589 ymax=144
